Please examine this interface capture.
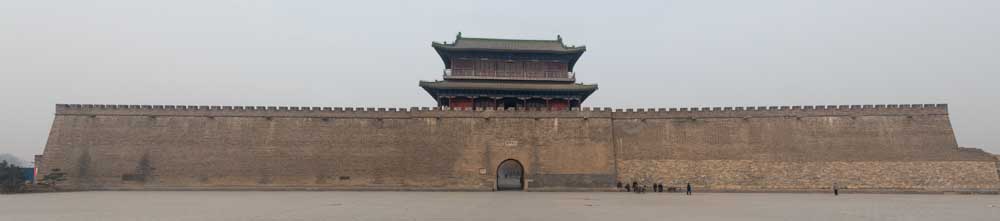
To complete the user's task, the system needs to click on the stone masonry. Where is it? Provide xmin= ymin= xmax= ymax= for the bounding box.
xmin=37 ymin=104 xmax=1000 ymax=192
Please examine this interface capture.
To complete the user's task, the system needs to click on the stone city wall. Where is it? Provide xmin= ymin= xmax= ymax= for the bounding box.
xmin=40 ymin=104 xmax=615 ymax=191
xmin=614 ymin=104 xmax=998 ymax=192
xmin=618 ymin=160 xmax=998 ymax=192
xmin=38 ymin=104 xmax=999 ymax=192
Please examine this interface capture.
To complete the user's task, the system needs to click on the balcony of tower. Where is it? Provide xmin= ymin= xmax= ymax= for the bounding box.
xmin=443 ymin=68 xmax=576 ymax=82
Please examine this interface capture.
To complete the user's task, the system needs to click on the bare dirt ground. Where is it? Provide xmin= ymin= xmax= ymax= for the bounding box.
xmin=2 ymin=191 xmax=999 ymax=221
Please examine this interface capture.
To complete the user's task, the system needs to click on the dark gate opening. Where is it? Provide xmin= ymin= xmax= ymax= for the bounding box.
xmin=496 ymin=159 xmax=524 ymax=191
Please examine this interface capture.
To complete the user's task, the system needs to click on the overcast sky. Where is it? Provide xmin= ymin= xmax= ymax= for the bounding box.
xmin=1 ymin=0 xmax=997 ymax=162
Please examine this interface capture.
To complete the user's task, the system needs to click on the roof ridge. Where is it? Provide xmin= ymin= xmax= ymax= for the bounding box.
xmin=459 ymin=36 xmax=561 ymax=42
xmin=432 ymin=33 xmax=586 ymax=53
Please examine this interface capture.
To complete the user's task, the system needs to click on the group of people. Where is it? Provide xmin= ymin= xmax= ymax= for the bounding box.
xmin=617 ymin=181 xmax=692 ymax=195
xmin=615 ymin=181 xmax=842 ymax=195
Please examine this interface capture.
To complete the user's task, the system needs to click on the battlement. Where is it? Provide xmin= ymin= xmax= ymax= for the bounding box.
xmin=56 ymin=104 xmax=616 ymax=112
xmin=54 ymin=104 xmax=611 ymax=119
xmin=611 ymin=104 xmax=948 ymax=119
xmin=54 ymin=103 xmax=948 ymax=119
xmin=614 ymin=104 xmax=947 ymax=112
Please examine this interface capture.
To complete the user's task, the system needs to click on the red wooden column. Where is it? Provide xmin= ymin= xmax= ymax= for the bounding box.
xmin=492 ymin=97 xmax=502 ymax=110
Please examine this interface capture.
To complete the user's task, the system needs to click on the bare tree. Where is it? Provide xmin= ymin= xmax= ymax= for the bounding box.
xmin=0 ymin=160 xmax=25 ymax=194
xmin=0 ymin=153 xmax=26 ymax=167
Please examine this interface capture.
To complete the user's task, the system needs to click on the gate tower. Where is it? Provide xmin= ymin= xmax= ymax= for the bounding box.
xmin=420 ymin=33 xmax=598 ymax=110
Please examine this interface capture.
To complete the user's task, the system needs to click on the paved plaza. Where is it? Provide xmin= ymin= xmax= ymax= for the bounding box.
xmin=2 ymin=191 xmax=999 ymax=221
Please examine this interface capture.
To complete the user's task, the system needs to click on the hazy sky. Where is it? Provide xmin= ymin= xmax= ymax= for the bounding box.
xmin=1 ymin=0 xmax=998 ymax=162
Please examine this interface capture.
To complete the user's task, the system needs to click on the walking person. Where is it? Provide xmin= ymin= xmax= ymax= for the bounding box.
xmin=632 ymin=181 xmax=638 ymax=193
xmin=686 ymin=183 xmax=692 ymax=195
xmin=833 ymin=184 xmax=839 ymax=196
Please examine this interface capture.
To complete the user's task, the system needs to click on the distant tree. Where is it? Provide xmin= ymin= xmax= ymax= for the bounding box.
xmin=0 ymin=153 xmax=26 ymax=167
xmin=41 ymin=168 xmax=67 ymax=188
xmin=0 ymin=160 xmax=25 ymax=194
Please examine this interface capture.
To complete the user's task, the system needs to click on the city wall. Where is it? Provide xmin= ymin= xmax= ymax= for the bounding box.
xmin=39 ymin=104 xmax=1000 ymax=192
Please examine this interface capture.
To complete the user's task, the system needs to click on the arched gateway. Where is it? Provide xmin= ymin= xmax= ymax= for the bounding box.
xmin=496 ymin=159 xmax=524 ymax=191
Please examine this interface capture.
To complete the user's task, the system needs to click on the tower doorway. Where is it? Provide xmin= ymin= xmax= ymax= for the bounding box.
xmin=496 ymin=159 xmax=524 ymax=191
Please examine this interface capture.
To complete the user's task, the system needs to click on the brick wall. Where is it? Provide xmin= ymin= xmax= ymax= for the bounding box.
xmin=618 ymin=160 xmax=998 ymax=191
xmin=37 ymin=104 xmax=999 ymax=192
xmin=39 ymin=105 xmax=614 ymax=190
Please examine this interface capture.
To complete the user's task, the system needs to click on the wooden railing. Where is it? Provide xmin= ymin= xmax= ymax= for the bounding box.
xmin=444 ymin=69 xmax=574 ymax=81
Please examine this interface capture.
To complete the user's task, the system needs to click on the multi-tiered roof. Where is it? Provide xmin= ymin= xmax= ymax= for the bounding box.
xmin=420 ymin=33 xmax=598 ymax=110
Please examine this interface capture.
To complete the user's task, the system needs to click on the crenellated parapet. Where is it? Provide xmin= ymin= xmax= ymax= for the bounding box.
xmin=612 ymin=104 xmax=949 ymax=119
xmin=53 ymin=104 xmax=613 ymax=119
xmin=54 ymin=103 xmax=948 ymax=119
